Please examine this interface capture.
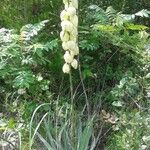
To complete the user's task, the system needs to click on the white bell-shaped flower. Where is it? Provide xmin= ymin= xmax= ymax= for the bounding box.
xmin=64 ymin=51 xmax=74 ymax=63
xmin=61 ymin=21 xmax=74 ymax=32
xmin=71 ymin=59 xmax=78 ymax=69
xmin=70 ymin=50 xmax=75 ymax=57
xmin=62 ymin=63 xmax=70 ymax=73
xmin=63 ymin=0 xmax=69 ymax=9
xmin=72 ymin=28 xmax=78 ymax=36
xmin=69 ymin=33 xmax=77 ymax=41
xmin=62 ymin=42 xmax=68 ymax=50
xmin=70 ymin=45 xmax=79 ymax=55
xmin=60 ymin=31 xmax=70 ymax=42
xmin=69 ymin=0 xmax=78 ymax=9
xmin=62 ymin=41 xmax=78 ymax=51
xmin=60 ymin=10 xmax=69 ymax=21
xmin=70 ymin=15 xmax=78 ymax=27
xmin=74 ymin=45 xmax=79 ymax=55
xmin=65 ymin=4 xmax=69 ymax=10
xmin=67 ymin=7 xmax=76 ymax=16
xmin=63 ymin=0 xmax=69 ymax=5
xmin=66 ymin=41 xmax=76 ymax=50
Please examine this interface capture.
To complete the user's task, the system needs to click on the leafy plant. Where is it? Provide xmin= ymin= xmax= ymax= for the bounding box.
xmin=106 ymin=111 xmax=150 ymax=150
xmin=29 ymin=103 xmax=101 ymax=150
xmin=0 ymin=20 xmax=60 ymax=102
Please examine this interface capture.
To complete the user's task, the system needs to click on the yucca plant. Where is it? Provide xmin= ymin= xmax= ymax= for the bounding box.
xmin=29 ymin=102 xmax=102 ymax=150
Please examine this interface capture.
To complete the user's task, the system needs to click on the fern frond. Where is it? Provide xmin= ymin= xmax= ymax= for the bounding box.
xmin=20 ymin=20 xmax=49 ymax=41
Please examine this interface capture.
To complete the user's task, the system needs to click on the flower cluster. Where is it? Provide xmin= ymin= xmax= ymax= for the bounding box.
xmin=60 ymin=0 xmax=79 ymax=74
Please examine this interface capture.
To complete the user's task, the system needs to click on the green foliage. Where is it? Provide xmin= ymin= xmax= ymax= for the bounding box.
xmin=0 ymin=20 xmax=60 ymax=101
xmin=20 ymin=20 xmax=49 ymax=41
xmin=110 ymin=72 xmax=140 ymax=104
xmin=29 ymin=103 xmax=98 ymax=150
xmin=106 ymin=111 xmax=150 ymax=150
xmin=79 ymin=5 xmax=149 ymax=97
xmin=0 ymin=1 xmax=150 ymax=149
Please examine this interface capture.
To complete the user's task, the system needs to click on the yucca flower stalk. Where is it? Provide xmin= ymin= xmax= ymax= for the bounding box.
xmin=60 ymin=0 xmax=79 ymax=74
xmin=60 ymin=0 xmax=79 ymax=143
xmin=60 ymin=0 xmax=90 ymax=120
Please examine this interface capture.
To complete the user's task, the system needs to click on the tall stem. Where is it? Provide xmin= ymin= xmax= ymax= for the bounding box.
xmin=79 ymin=63 xmax=90 ymax=119
xmin=69 ymin=71 xmax=75 ymax=146
xmin=69 ymin=71 xmax=74 ymax=108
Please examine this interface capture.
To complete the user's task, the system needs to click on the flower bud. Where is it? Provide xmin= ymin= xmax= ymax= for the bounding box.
xmin=62 ymin=42 xmax=68 ymax=50
xmin=69 ymin=0 xmax=78 ymax=9
xmin=69 ymin=35 xmax=77 ymax=41
xmin=67 ymin=7 xmax=76 ymax=16
xmin=60 ymin=31 xmax=70 ymax=42
xmin=60 ymin=10 xmax=69 ymax=21
xmin=62 ymin=63 xmax=70 ymax=73
xmin=63 ymin=0 xmax=69 ymax=5
xmin=66 ymin=41 xmax=76 ymax=50
xmin=61 ymin=21 xmax=74 ymax=32
xmin=64 ymin=51 xmax=74 ymax=63
xmin=72 ymin=28 xmax=78 ymax=36
xmin=74 ymin=45 xmax=79 ymax=55
xmin=70 ymin=15 xmax=78 ymax=27
xmin=65 ymin=4 xmax=69 ymax=10
xmin=70 ymin=45 xmax=79 ymax=56
xmin=70 ymin=50 xmax=75 ymax=57
xmin=71 ymin=59 xmax=78 ymax=69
